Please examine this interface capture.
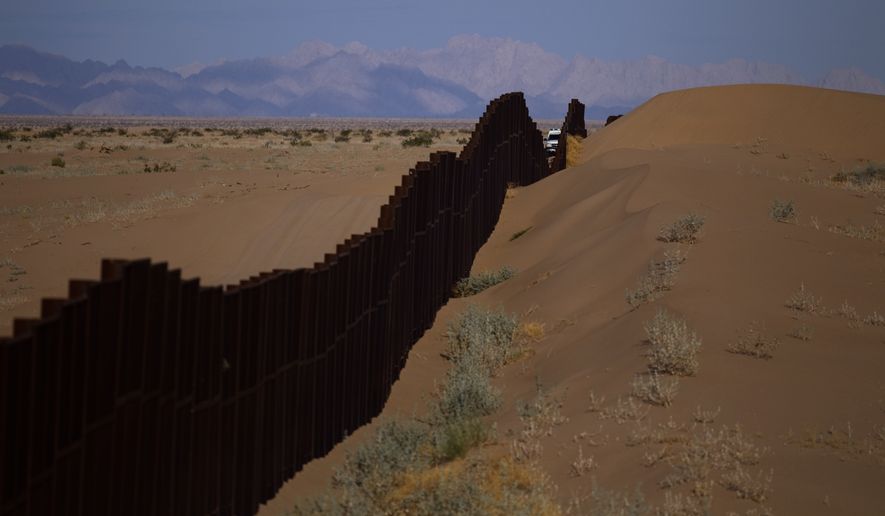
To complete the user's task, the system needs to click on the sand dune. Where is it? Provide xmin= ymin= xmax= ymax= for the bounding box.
xmin=262 ymin=85 xmax=885 ymax=514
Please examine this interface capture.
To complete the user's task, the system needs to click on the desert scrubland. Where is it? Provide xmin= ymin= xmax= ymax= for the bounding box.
xmin=4 ymin=83 xmax=885 ymax=515
xmin=261 ymin=85 xmax=885 ymax=515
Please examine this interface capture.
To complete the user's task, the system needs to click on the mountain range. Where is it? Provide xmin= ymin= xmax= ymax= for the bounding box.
xmin=1 ymin=35 xmax=883 ymax=119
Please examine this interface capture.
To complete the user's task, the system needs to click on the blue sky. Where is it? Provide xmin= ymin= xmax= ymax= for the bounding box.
xmin=2 ymin=0 xmax=884 ymax=81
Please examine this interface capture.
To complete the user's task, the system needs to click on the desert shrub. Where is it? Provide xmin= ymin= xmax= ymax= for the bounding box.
xmin=631 ymin=373 xmax=679 ymax=407
xmin=330 ymin=418 xmax=431 ymax=509
xmin=334 ymin=129 xmax=352 ymax=142
xmin=0 ymin=129 xmax=13 ymax=141
xmin=50 ymin=156 xmax=65 ymax=168
xmin=784 ymin=282 xmax=821 ymax=313
xmin=244 ymin=127 xmax=273 ymax=136
xmin=589 ymin=484 xmax=649 ymax=516
xmin=434 ymin=355 xmax=501 ymax=422
xmin=626 ymin=249 xmax=685 ymax=308
xmin=658 ymin=213 xmax=706 ymax=243
xmin=402 ymin=132 xmax=434 ymax=148
xmin=643 ymin=309 xmax=701 ymax=376
xmin=35 ymin=127 xmax=65 ymax=139
xmin=433 ymin=418 xmax=488 ymax=462
xmin=117 ymin=128 xmax=128 ymax=136
xmin=379 ymin=130 xmax=393 ymax=137
xmin=395 ymin=128 xmax=413 ymax=137
xmin=831 ymin=163 xmax=885 ymax=187
xmin=770 ymin=199 xmax=796 ymax=223
xmin=727 ymin=322 xmax=778 ymax=359
xmin=443 ymin=305 xmax=519 ymax=373
xmin=865 ymin=311 xmax=885 ymax=326
xmin=453 ymin=266 xmax=516 ymax=297
xmin=456 ymin=137 xmax=469 ymax=145
xmin=74 ymin=140 xmax=88 ymax=150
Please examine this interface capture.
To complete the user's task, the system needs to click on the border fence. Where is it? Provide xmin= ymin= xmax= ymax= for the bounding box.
xmin=551 ymin=98 xmax=587 ymax=173
xmin=0 ymin=92 xmax=570 ymax=515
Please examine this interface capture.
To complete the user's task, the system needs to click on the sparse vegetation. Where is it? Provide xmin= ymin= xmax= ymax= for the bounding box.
xmin=830 ymin=162 xmax=885 ymax=193
xmin=658 ymin=213 xmax=706 ymax=243
xmin=626 ymin=249 xmax=686 ymax=308
xmin=401 ymin=131 xmax=435 ymax=148
xmin=727 ymin=322 xmax=778 ymax=359
xmin=452 ymin=266 xmax=516 ymax=297
xmin=0 ymin=129 xmax=14 ymax=141
xmin=770 ymin=199 xmax=797 ymax=223
xmin=785 ymin=282 xmax=822 ymax=314
xmin=643 ymin=309 xmax=702 ymax=376
xmin=631 ymin=373 xmax=679 ymax=407
xmin=51 ymin=156 xmax=66 ymax=168
xmin=296 ymin=304 xmax=560 ymax=514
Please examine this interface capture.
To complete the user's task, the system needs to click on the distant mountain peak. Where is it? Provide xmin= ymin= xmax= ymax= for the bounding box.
xmin=0 ymin=38 xmax=882 ymax=117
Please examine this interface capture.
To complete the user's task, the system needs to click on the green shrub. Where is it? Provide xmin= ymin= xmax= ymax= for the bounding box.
xmin=0 ymin=129 xmax=13 ymax=141
xmin=74 ymin=140 xmax=88 ymax=151
xmin=433 ymin=418 xmax=488 ymax=462
xmin=396 ymin=128 xmax=413 ymax=137
xmin=770 ymin=199 xmax=796 ymax=223
xmin=402 ymin=132 xmax=434 ymax=148
xmin=658 ymin=213 xmax=706 ymax=243
xmin=453 ymin=266 xmax=516 ymax=297
xmin=50 ymin=156 xmax=66 ymax=168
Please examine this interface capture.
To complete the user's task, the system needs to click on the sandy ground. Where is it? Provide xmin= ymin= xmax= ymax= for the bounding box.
xmin=260 ymin=85 xmax=885 ymax=515
xmin=0 ymin=124 xmax=477 ymax=335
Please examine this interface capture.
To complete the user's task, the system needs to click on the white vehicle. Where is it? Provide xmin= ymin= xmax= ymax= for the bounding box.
xmin=544 ymin=129 xmax=561 ymax=155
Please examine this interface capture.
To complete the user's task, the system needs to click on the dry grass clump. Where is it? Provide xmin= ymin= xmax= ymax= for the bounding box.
xmin=453 ymin=266 xmax=516 ymax=297
xmin=600 ymin=396 xmax=649 ymax=424
xmin=828 ymin=219 xmax=885 ymax=243
xmin=587 ymin=484 xmax=648 ymax=516
xmin=565 ymin=134 xmax=584 ymax=168
xmin=788 ymin=322 xmax=814 ymax=341
xmin=829 ymin=162 xmax=885 ymax=194
xmin=631 ymin=373 xmax=679 ymax=407
xmin=570 ymin=446 xmax=596 ymax=477
xmin=511 ymin=387 xmax=567 ymax=463
xmin=769 ymin=199 xmax=796 ymax=223
xmin=784 ymin=282 xmax=822 ymax=314
xmin=643 ymin=309 xmax=702 ymax=376
xmin=658 ymin=213 xmax=706 ymax=244
xmin=385 ymin=456 xmax=561 ymax=516
xmin=626 ymin=249 xmax=686 ymax=308
xmin=661 ymin=425 xmax=771 ymax=509
xmin=727 ymin=322 xmax=779 ymax=360
xmin=864 ymin=311 xmax=885 ymax=326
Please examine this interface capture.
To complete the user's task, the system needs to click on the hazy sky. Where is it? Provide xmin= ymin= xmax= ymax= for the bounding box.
xmin=3 ymin=0 xmax=884 ymax=81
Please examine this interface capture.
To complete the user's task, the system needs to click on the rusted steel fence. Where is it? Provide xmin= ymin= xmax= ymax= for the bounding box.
xmin=0 ymin=92 xmax=552 ymax=516
xmin=551 ymin=98 xmax=588 ymax=172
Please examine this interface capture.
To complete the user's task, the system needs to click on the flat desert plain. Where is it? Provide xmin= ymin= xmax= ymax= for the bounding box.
xmin=0 ymin=120 xmax=503 ymax=336
xmin=260 ymin=85 xmax=885 ymax=515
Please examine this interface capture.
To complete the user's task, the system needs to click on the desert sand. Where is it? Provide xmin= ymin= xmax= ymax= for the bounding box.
xmin=0 ymin=123 xmax=477 ymax=335
xmin=3 ymin=84 xmax=884 ymax=514
xmin=260 ymin=84 xmax=885 ymax=515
